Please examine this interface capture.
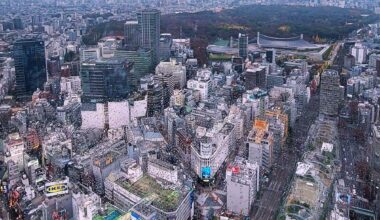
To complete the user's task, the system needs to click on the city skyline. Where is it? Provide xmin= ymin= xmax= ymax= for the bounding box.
xmin=0 ymin=2 xmax=380 ymax=220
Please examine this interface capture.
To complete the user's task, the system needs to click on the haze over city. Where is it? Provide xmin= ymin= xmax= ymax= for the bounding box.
xmin=1 ymin=0 xmax=380 ymax=220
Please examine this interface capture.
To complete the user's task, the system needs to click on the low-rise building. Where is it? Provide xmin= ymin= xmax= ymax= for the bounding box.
xmin=148 ymin=158 xmax=178 ymax=185
xmin=105 ymin=170 xmax=193 ymax=219
xmin=72 ymin=192 xmax=101 ymax=220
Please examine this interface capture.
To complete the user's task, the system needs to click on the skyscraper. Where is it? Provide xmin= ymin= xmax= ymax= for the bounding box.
xmin=319 ymin=69 xmax=343 ymax=117
xmin=238 ymin=33 xmax=248 ymax=59
xmin=159 ymin=33 xmax=172 ymax=61
xmin=137 ymin=9 xmax=160 ymax=66
xmin=140 ymin=75 xmax=163 ymax=117
xmin=124 ymin=20 xmax=139 ymax=48
xmin=265 ymin=49 xmax=276 ymax=64
xmin=13 ymin=37 xmax=46 ymax=99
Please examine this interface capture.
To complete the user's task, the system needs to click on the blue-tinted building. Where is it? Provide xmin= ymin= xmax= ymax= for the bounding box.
xmin=13 ymin=37 xmax=46 ymax=99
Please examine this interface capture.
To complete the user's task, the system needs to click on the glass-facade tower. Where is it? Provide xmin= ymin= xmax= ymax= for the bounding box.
xmin=13 ymin=37 xmax=46 ymax=99
xmin=137 ymin=9 xmax=160 ymax=66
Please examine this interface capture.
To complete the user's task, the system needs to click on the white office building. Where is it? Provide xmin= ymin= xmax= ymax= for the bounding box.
xmin=226 ymin=156 xmax=260 ymax=216
xmin=351 ymin=43 xmax=368 ymax=64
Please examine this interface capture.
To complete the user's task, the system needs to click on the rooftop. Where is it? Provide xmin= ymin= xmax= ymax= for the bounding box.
xmin=125 ymin=20 xmax=138 ymax=25
xmin=148 ymin=159 xmax=177 ymax=172
xmin=117 ymin=175 xmax=188 ymax=212
xmin=295 ymin=162 xmax=312 ymax=177
xmin=227 ymin=156 xmax=259 ymax=185
xmin=93 ymin=203 xmax=124 ymax=220
xmin=321 ymin=142 xmax=334 ymax=153
xmin=257 ymin=33 xmax=322 ymax=50
xmin=219 ymin=122 xmax=234 ymax=136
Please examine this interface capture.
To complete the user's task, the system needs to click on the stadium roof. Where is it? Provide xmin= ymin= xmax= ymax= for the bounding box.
xmin=206 ymin=45 xmax=238 ymax=55
xmin=257 ymin=33 xmax=322 ymax=51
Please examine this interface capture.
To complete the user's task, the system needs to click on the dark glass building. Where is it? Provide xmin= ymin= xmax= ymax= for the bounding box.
xmin=244 ymin=65 xmax=267 ymax=90
xmin=137 ymin=9 xmax=160 ymax=66
xmin=159 ymin=33 xmax=172 ymax=61
xmin=124 ymin=20 xmax=139 ymax=48
xmin=238 ymin=33 xmax=248 ymax=59
xmin=80 ymin=58 xmax=133 ymax=103
xmin=13 ymin=18 xmax=23 ymax=30
xmin=13 ymin=37 xmax=46 ymax=99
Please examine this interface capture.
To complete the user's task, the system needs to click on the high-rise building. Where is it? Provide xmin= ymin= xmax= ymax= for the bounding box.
xmin=13 ymin=37 xmax=47 ymax=99
xmin=187 ymin=69 xmax=212 ymax=101
xmin=343 ymin=54 xmax=355 ymax=69
xmin=246 ymin=119 xmax=274 ymax=171
xmin=114 ymin=48 xmax=153 ymax=90
xmin=369 ymin=53 xmax=380 ymax=68
xmin=191 ymin=122 xmax=235 ymax=181
xmin=92 ymin=151 xmax=123 ymax=195
xmin=4 ymin=133 xmax=25 ymax=170
xmin=155 ymin=60 xmax=186 ymax=91
xmin=124 ymin=20 xmax=139 ymax=48
xmin=266 ymin=69 xmax=284 ymax=90
xmin=351 ymin=43 xmax=368 ymax=64
xmin=226 ymin=156 xmax=259 ymax=216
xmin=159 ymin=33 xmax=172 ymax=61
xmin=265 ymin=49 xmax=276 ymax=64
xmin=140 ymin=75 xmax=163 ymax=117
xmin=244 ymin=64 xmax=267 ymax=90
xmin=238 ymin=33 xmax=248 ymax=59
xmin=13 ymin=18 xmax=23 ymax=30
xmin=31 ymin=15 xmax=43 ymax=26
xmin=319 ymin=69 xmax=343 ymax=117
xmin=80 ymin=58 xmax=133 ymax=102
xmin=376 ymin=60 xmax=380 ymax=77
xmin=137 ymin=9 xmax=160 ymax=65
xmin=147 ymin=81 xmax=164 ymax=117
xmin=242 ymin=88 xmax=269 ymax=120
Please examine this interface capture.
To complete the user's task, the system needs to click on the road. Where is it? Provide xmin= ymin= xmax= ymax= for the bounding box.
xmin=250 ymin=94 xmax=320 ymax=220
xmin=338 ymin=126 xmax=374 ymax=210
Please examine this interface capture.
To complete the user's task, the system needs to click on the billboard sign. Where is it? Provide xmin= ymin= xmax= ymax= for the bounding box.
xmin=44 ymin=178 xmax=69 ymax=197
xmin=201 ymin=167 xmax=211 ymax=179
